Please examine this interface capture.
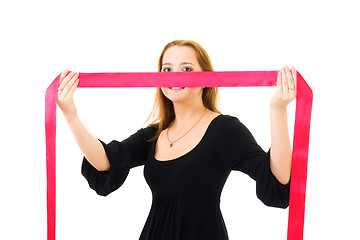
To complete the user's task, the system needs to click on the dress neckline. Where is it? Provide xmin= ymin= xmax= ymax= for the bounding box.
xmin=153 ymin=114 xmax=224 ymax=163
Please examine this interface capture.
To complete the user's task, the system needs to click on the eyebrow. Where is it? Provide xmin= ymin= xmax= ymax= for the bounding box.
xmin=162 ymin=62 xmax=196 ymax=66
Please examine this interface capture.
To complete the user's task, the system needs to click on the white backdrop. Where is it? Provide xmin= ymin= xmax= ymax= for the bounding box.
xmin=1 ymin=0 xmax=359 ymax=239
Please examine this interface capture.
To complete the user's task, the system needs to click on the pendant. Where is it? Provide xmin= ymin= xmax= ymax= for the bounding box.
xmin=170 ymin=143 xmax=173 ymax=148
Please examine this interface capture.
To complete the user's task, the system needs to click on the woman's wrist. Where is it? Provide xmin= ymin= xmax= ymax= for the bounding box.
xmin=65 ymin=112 xmax=79 ymax=126
xmin=270 ymin=102 xmax=287 ymax=113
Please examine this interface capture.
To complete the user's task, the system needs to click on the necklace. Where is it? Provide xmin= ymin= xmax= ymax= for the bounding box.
xmin=166 ymin=108 xmax=208 ymax=148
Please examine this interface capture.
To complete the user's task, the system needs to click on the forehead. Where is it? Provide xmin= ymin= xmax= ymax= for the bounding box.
xmin=162 ymin=46 xmax=198 ymax=64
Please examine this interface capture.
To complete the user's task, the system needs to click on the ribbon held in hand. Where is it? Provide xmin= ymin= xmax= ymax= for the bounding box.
xmin=45 ymin=71 xmax=312 ymax=240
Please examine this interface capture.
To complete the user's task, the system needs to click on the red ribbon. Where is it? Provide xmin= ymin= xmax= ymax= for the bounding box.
xmin=45 ymin=71 xmax=312 ymax=240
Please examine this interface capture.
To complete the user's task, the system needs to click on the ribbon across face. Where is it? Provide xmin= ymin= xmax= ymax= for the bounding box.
xmin=45 ymin=71 xmax=312 ymax=240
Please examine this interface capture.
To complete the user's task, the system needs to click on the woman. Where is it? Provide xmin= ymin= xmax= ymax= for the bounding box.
xmin=57 ymin=40 xmax=296 ymax=239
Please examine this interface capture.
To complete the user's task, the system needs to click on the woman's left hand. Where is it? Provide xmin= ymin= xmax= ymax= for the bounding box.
xmin=270 ymin=65 xmax=297 ymax=110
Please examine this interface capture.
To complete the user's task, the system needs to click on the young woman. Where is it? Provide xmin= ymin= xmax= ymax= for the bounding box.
xmin=57 ymin=40 xmax=296 ymax=240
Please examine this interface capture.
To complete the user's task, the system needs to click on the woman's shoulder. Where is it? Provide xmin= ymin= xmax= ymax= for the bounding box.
xmin=142 ymin=124 xmax=158 ymax=136
xmin=212 ymin=113 xmax=242 ymax=125
xmin=136 ymin=123 xmax=159 ymax=143
xmin=210 ymin=114 xmax=250 ymax=135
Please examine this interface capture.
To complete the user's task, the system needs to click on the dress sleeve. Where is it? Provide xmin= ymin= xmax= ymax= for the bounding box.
xmin=222 ymin=116 xmax=290 ymax=208
xmin=81 ymin=126 xmax=157 ymax=196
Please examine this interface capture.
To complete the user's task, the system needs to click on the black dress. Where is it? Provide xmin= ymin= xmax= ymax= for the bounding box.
xmin=81 ymin=114 xmax=290 ymax=240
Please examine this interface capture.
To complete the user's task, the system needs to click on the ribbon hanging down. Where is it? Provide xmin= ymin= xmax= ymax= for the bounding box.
xmin=45 ymin=71 xmax=313 ymax=240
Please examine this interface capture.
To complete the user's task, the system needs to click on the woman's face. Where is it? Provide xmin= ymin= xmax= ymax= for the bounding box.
xmin=160 ymin=46 xmax=203 ymax=104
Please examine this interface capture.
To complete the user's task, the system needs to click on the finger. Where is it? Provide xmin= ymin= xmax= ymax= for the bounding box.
xmin=58 ymin=69 xmax=69 ymax=97
xmin=276 ymin=69 xmax=282 ymax=95
xmin=58 ymin=70 xmax=74 ymax=98
xmin=58 ymin=72 xmax=78 ymax=100
xmin=66 ymin=78 xmax=79 ymax=99
xmin=59 ymin=68 xmax=70 ymax=88
xmin=291 ymin=65 xmax=297 ymax=90
xmin=62 ymin=72 xmax=79 ymax=99
xmin=282 ymin=67 xmax=288 ymax=94
xmin=64 ymin=75 xmax=79 ymax=98
xmin=58 ymin=70 xmax=77 ymax=91
xmin=60 ymin=68 xmax=69 ymax=81
xmin=285 ymin=65 xmax=295 ymax=91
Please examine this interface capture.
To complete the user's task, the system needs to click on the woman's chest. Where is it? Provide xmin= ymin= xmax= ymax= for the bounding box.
xmin=154 ymin=123 xmax=210 ymax=161
xmin=143 ymin=136 xmax=230 ymax=195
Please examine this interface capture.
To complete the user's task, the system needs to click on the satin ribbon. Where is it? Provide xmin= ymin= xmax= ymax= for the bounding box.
xmin=45 ymin=71 xmax=312 ymax=240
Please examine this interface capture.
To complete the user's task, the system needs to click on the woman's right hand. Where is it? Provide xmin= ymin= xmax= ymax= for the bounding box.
xmin=57 ymin=68 xmax=80 ymax=123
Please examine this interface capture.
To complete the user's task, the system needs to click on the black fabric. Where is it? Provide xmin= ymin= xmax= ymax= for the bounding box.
xmin=81 ymin=114 xmax=290 ymax=240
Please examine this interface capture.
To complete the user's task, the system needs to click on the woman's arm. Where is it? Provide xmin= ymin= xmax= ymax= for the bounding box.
xmin=269 ymin=65 xmax=297 ymax=184
xmin=57 ymin=69 xmax=110 ymax=171
xmin=67 ymin=116 xmax=110 ymax=171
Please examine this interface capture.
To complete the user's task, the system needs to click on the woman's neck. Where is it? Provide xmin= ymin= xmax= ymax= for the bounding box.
xmin=171 ymin=100 xmax=207 ymax=130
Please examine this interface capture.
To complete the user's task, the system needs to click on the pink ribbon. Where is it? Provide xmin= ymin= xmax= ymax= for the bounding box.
xmin=45 ymin=71 xmax=312 ymax=240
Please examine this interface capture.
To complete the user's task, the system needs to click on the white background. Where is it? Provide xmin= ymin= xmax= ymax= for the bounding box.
xmin=1 ymin=0 xmax=359 ymax=239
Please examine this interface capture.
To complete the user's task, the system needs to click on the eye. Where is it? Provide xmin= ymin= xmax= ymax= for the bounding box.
xmin=163 ymin=68 xmax=171 ymax=72
xmin=182 ymin=67 xmax=192 ymax=72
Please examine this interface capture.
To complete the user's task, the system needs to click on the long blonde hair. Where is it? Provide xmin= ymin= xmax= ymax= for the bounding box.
xmin=146 ymin=40 xmax=221 ymax=141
